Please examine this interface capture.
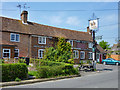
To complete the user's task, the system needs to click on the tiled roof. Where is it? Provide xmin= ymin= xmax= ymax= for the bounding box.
xmin=96 ymin=45 xmax=105 ymax=53
xmin=1 ymin=16 xmax=93 ymax=42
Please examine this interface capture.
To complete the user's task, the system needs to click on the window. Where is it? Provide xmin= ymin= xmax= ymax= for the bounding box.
xmin=3 ymin=49 xmax=10 ymax=58
xmin=14 ymin=49 xmax=19 ymax=57
xmin=73 ymin=50 xmax=79 ymax=59
xmin=67 ymin=40 xmax=73 ymax=47
xmin=38 ymin=36 xmax=46 ymax=44
xmin=80 ymin=51 xmax=85 ymax=59
xmin=88 ymin=42 xmax=93 ymax=48
xmin=10 ymin=33 xmax=20 ymax=42
xmin=88 ymin=52 xmax=93 ymax=59
xmin=38 ymin=49 xmax=44 ymax=58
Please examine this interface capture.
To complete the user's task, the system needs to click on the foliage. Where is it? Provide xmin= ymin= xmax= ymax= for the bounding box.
xmin=30 ymin=59 xmax=65 ymax=67
xmin=56 ymin=38 xmax=72 ymax=63
xmin=18 ymin=59 xmax=26 ymax=63
xmin=99 ymin=40 xmax=110 ymax=50
xmin=114 ymin=50 xmax=120 ymax=55
xmin=2 ymin=63 xmax=28 ymax=82
xmin=15 ymin=77 xmax=21 ymax=82
xmin=43 ymin=38 xmax=74 ymax=63
xmin=43 ymin=47 xmax=56 ymax=61
xmin=86 ymin=60 xmax=92 ymax=64
xmin=68 ymin=58 xmax=74 ymax=64
xmin=28 ymin=71 xmax=38 ymax=76
xmin=0 ymin=59 xmax=4 ymax=64
xmin=36 ymin=64 xmax=79 ymax=78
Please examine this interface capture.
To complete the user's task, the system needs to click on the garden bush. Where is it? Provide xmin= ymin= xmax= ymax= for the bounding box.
xmin=0 ymin=59 xmax=4 ymax=64
xmin=1 ymin=63 xmax=28 ymax=82
xmin=30 ymin=59 xmax=65 ymax=67
xmin=36 ymin=64 xmax=79 ymax=78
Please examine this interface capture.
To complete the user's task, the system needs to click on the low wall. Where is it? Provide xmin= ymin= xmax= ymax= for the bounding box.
xmin=106 ymin=55 xmax=120 ymax=61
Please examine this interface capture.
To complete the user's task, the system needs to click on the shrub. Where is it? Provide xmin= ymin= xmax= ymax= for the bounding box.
xmin=15 ymin=77 xmax=21 ymax=82
xmin=30 ymin=59 xmax=65 ymax=67
xmin=36 ymin=64 xmax=79 ymax=78
xmin=2 ymin=63 xmax=28 ymax=82
xmin=68 ymin=58 xmax=74 ymax=64
xmin=18 ymin=59 xmax=26 ymax=63
xmin=0 ymin=59 xmax=4 ymax=64
xmin=28 ymin=71 xmax=38 ymax=76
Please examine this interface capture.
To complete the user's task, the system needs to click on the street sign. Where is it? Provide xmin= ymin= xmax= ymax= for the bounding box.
xmin=95 ymin=35 xmax=102 ymax=40
xmin=89 ymin=19 xmax=98 ymax=30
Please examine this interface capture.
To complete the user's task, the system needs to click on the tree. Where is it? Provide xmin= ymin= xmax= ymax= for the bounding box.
xmin=43 ymin=38 xmax=74 ymax=63
xmin=99 ymin=40 xmax=110 ymax=50
xmin=56 ymin=38 xmax=72 ymax=62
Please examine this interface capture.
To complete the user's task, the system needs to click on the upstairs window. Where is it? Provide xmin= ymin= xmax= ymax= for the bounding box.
xmin=88 ymin=42 xmax=93 ymax=48
xmin=10 ymin=33 xmax=20 ymax=42
xmin=38 ymin=36 xmax=46 ymax=44
xmin=80 ymin=51 xmax=85 ymax=59
xmin=67 ymin=40 xmax=73 ymax=47
xmin=73 ymin=50 xmax=79 ymax=59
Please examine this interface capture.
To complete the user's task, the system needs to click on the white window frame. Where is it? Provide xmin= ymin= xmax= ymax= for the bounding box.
xmin=88 ymin=42 xmax=93 ymax=48
xmin=73 ymin=50 xmax=79 ymax=59
xmin=10 ymin=33 xmax=20 ymax=42
xmin=96 ymin=53 xmax=100 ymax=59
xmin=80 ymin=51 xmax=85 ymax=59
xmin=38 ymin=36 xmax=46 ymax=44
xmin=67 ymin=40 xmax=73 ymax=47
xmin=3 ymin=49 xmax=11 ymax=58
xmin=88 ymin=52 xmax=93 ymax=59
xmin=38 ymin=49 xmax=44 ymax=58
xmin=14 ymin=49 xmax=19 ymax=58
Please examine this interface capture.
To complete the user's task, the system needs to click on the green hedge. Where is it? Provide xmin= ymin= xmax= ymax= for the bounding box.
xmin=36 ymin=64 xmax=79 ymax=78
xmin=30 ymin=58 xmax=65 ymax=67
xmin=1 ymin=63 xmax=28 ymax=82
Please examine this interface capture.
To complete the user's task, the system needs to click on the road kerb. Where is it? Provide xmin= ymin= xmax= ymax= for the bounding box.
xmin=1 ymin=75 xmax=80 ymax=87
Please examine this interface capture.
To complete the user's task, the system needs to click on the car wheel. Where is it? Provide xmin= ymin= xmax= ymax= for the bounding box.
xmin=116 ymin=62 xmax=119 ymax=66
xmin=103 ymin=62 xmax=106 ymax=65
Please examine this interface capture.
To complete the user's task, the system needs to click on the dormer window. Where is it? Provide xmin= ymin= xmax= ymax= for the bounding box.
xmin=38 ymin=36 xmax=46 ymax=44
xmin=10 ymin=33 xmax=20 ymax=42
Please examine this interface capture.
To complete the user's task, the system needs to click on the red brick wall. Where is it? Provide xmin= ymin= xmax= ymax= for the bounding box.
xmin=2 ymin=32 xmax=30 ymax=58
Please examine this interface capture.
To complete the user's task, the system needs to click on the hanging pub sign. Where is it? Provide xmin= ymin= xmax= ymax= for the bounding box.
xmin=89 ymin=19 xmax=98 ymax=30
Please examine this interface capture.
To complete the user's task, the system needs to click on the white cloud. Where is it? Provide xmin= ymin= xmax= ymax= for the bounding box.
xmin=49 ymin=16 xmax=63 ymax=25
xmin=66 ymin=16 xmax=81 ymax=26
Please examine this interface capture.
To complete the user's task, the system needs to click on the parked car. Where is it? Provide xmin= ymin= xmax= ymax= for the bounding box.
xmin=102 ymin=58 xmax=120 ymax=65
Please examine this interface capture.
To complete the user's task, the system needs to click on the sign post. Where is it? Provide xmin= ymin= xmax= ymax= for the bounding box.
xmin=89 ymin=13 xmax=99 ymax=70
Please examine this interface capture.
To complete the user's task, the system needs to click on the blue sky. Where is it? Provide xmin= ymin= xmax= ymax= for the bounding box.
xmin=1 ymin=2 xmax=118 ymax=46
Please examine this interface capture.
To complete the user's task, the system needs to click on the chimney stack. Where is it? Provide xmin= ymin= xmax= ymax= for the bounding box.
xmin=87 ymin=26 xmax=92 ymax=35
xmin=21 ymin=10 xmax=28 ymax=24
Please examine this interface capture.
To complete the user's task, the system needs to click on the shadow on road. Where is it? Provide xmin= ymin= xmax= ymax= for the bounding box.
xmin=97 ymin=68 xmax=113 ymax=71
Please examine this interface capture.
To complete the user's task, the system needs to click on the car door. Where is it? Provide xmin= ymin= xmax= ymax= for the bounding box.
xmin=106 ymin=58 xmax=112 ymax=64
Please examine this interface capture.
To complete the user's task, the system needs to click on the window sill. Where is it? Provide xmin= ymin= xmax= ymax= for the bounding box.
xmin=38 ymin=43 xmax=46 ymax=45
xmin=10 ymin=41 xmax=20 ymax=42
